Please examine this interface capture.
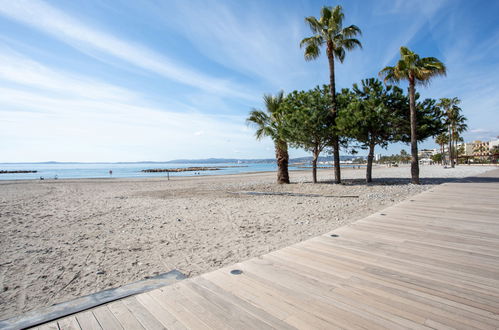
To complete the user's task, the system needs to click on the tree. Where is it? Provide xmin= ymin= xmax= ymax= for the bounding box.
xmin=379 ymin=47 xmax=446 ymax=184
xmin=437 ymin=98 xmax=458 ymax=167
xmin=399 ymin=149 xmax=411 ymax=163
xmin=435 ymin=133 xmax=449 ymax=165
xmin=282 ymin=86 xmax=333 ymax=183
xmin=437 ymin=97 xmax=467 ymax=167
xmin=431 ymin=153 xmax=443 ymax=164
xmin=336 ymin=78 xmax=394 ymax=183
xmin=247 ymin=92 xmax=290 ymax=184
xmin=392 ymin=96 xmax=446 ymax=143
xmin=450 ymin=114 xmax=468 ymax=165
xmin=300 ymin=5 xmax=362 ymax=184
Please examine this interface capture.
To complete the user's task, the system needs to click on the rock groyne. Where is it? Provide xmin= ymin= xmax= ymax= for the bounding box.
xmin=0 ymin=170 xmax=37 ymax=174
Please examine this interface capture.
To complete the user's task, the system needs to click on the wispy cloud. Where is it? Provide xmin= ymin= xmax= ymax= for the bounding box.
xmin=0 ymin=47 xmax=136 ymax=101
xmin=375 ymin=0 xmax=449 ymax=67
xmin=0 ymin=50 xmax=265 ymax=162
xmin=138 ymin=0 xmax=316 ymax=90
xmin=0 ymin=0 xmax=255 ymax=100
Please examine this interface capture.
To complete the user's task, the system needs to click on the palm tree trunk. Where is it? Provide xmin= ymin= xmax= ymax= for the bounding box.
xmin=275 ymin=140 xmax=289 ymax=184
xmin=448 ymin=125 xmax=452 ymax=167
xmin=312 ymin=146 xmax=319 ymax=184
xmin=327 ymin=42 xmax=341 ymax=184
xmin=366 ymin=141 xmax=375 ymax=183
xmin=440 ymin=144 xmax=445 ymax=165
xmin=451 ymin=127 xmax=456 ymax=168
xmin=408 ymin=78 xmax=419 ymax=184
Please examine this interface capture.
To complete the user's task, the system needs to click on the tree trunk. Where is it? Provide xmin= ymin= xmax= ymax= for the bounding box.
xmin=441 ymin=144 xmax=445 ymax=165
xmin=408 ymin=78 xmax=419 ymax=184
xmin=366 ymin=142 xmax=375 ymax=183
xmin=327 ymin=42 xmax=341 ymax=184
xmin=312 ymin=147 xmax=319 ymax=184
xmin=448 ymin=125 xmax=453 ymax=167
xmin=275 ymin=140 xmax=289 ymax=184
xmin=451 ymin=127 xmax=456 ymax=168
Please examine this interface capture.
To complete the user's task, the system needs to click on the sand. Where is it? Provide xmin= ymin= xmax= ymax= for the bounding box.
xmin=0 ymin=164 xmax=495 ymax=319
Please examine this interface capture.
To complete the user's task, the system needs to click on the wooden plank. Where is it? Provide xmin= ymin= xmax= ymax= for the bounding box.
xmin=191 ymin=276 xmax=297 ymax=330
xmin=107 ymin=301 xmax=145 ymax=330
xmin=121 ymin=297 xmax=166 ymax=330
xmin=147 ymin=289 xmax=210 ymax=330
xmin=75 ymin=311 xmax=102 ymax=330
xmin=92 ymin=306 xmax=123 ymax=329
xmin=134 ymin=293 xmax=186 ymax=329
xmin=57 ymin=316 xmax=81 ymax=329
xmin=37 ymin=322 xmax=59 ymax=330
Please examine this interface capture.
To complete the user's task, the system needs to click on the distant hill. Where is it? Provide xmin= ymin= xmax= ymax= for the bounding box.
xmin=165 ymin=156 xmax=365 ymax=164
xmin=2 ymin=155 xmax=366 ymax=165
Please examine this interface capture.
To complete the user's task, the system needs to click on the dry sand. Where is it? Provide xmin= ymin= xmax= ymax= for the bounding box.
xmin=0 ymin=165 xmax=495 ymax=319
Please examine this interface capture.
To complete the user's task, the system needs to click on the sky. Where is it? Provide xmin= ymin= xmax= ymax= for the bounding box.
xmin=0 ymin=0 xmax=498 ymax=162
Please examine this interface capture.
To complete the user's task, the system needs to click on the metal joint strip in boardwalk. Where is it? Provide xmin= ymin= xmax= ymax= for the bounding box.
xmin=32 ymin=170 xmax=499 ymax=329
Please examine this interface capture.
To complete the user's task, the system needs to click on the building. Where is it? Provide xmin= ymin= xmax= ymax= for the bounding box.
xmin=454 ymin=139 xmax=499 ymax=157
xmin=490 ymin=139 xmax=499 ymax=152
xmin=456 ymin=142 xmax=475 ymax=156
xmin=418 ymin=149 xmax=437 ymax=159
xmin=472 ymin=140 xmax=490 ymax=156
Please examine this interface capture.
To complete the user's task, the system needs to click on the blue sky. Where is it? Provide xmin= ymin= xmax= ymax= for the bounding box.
xmin=0 ymin=0 xmax=498 ymax=162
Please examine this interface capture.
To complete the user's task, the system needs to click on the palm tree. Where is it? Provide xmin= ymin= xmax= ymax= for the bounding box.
xmin=435 ymin=133 xmax=449 ymax=165
xmin=438 ymin=97 xmax=461 ymax=167
xmin=300 ymin=5 xmax=362 ymax=184
xmin=380 ymin=47 xmax=446 ymax=184
xmin=247 ymin=91 xmax=290 ymax=184
xmin=451 ymin=114 xmax=468 ymax=165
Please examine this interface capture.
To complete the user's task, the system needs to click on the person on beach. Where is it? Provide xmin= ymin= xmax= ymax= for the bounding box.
xmin=109 ymin=170 xmax=113 ymax=176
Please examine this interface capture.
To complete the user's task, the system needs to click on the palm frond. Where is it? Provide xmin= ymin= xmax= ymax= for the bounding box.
xmin=379 ymin=66 xmax=400 ymax=84
xmin=341 ymin=38 xmax=362 ymax=51
xmin=342 ymin=24 xmax=362 ymax=37
xmin=330 ymin=5 xmax=344 ymax=31
xmin=302 ymin=39 xmax=321 ymax=61
xmin=304 ymin=16 xmax=322 ymax=34
xmin=333 ymin=46 xmax=345 ymax=62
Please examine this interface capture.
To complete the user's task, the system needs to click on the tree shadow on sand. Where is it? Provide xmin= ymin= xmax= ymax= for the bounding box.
xmin=318 ymin=175 xmax=499 ymax=186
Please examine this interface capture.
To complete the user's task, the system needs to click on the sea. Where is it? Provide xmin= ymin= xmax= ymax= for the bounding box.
xmin=0 ymin=162 xmax=313 ymax=181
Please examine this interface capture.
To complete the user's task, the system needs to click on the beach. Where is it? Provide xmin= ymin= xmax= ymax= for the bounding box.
xmin=0 ymin=165 xmax=495 ymax=319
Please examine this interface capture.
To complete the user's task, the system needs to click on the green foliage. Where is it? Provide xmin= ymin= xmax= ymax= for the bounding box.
xmin=281 ymin=85 xmax=333 ymax=155
xmin=336 ymin=78 xmax=394 ymax=150
xmin=438 ymin=97 xmax=468 ymax=142
xmin=435 ymin=133 xmax=449 ymax=147
xmin=379 ymin=150 xmax=411 ymax=164
xmin=300 ymin=6 xmax=362 ymax=63
xmin=246 ymin=91 xmax=285 ymax=142
xmin=431 ymin=153 xmax=443 ymax=163
xmin=379 ymin=47 xmax=446 ymax=86
xmin=391 ymin=95 xmax=446 ymax=142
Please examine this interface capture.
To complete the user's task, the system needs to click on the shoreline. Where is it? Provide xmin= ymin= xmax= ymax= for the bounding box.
xmin=0 ymin=165 xmax=495 ymax=319
xmin=1 ymin=163 xmax=496 ymax=184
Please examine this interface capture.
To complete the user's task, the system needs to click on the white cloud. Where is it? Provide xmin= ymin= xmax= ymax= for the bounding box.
xmin=0 ymin=0 xmax=255 ymax=100
xmin=0 ymin=51 xmax=262 ymax=162
xmin=139 ymin=0 xmax=312 ymax=90
xmin=0 ymin=47 xmax=136 ymax=101
xmin=470 ymin=129 xmax=489 ymax=134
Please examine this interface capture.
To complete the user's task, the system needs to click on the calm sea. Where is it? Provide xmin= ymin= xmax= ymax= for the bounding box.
xmin=0 ymin=162 xmax=310 ymax=180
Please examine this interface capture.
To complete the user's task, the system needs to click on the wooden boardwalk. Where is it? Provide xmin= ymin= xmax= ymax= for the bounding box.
xmin=33 ymin=170 xmax=499 ymax=329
